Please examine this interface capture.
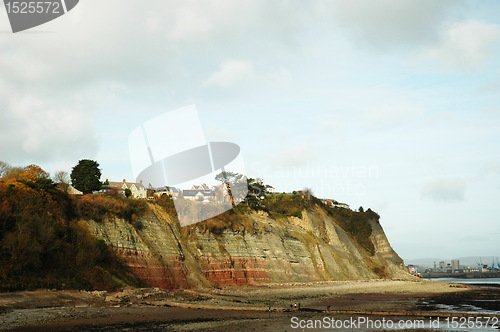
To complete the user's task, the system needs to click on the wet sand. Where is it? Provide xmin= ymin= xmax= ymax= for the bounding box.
xmin=0 ymin=280 xmax=498 ymax=331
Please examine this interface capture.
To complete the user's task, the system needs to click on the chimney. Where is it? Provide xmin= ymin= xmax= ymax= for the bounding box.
xmin=140 ymin=180 xmax=143 ymax=184
xmin=123 ymin=179 xmax=126 ymax=183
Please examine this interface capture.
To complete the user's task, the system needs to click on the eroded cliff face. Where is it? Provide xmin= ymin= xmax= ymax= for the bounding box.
xmin=84 ymin=204 xmax=410 ymax=289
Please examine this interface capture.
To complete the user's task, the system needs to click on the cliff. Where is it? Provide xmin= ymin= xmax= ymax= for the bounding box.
xmin=85 ymin=202 xmax=410 ymax=289
xmin=0 ymin=164 xmax=409 ymax=291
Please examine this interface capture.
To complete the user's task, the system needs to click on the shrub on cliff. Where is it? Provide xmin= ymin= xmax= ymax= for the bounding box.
xmin=181 ymin=207 xmax=255 ymax=237
xmin=265 ymin=193 xmax=305 ymax=219
xmin=322 ymin=206 xmax=376 ymax=256
xmin=0 ymin=164 xmax=141 ymax=291
xmin=155 ymin=193 xmax=177 ymax=217
xmin=75 ymin=194 xmax=147 ymax=224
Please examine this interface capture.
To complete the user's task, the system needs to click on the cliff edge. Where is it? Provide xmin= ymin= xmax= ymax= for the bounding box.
xmin=85 ymin=199 xmax=410 ymax=289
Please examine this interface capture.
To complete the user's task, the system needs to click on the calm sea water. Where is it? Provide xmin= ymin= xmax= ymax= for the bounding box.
xmin=424 ymin=278 xmax=500 ymax=331
xmin=429 ymin=277 xmax=500 ymax=284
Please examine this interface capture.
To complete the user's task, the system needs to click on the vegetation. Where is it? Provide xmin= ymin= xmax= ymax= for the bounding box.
xmin=245 ymin=177 xmax=274 ymax=210
xmin=264 ymin=193 xmax=305 ymax=219
xmin=322 ymin=205 xmax=378 ymax=256
xmin=53 ymin=170 xmax=71 ymax=193
xmin=0 ymin=160 xmax=382 ymax=289
xmin=70 ymin=159 xmax=102 ymax=194
xmin=75 ymin=193 xmax=147 ymax=225
xmin=0 ymin=163 xmax=141 ymax=291
xmin=215 ymin=171 xmax=247 ymax=207
xmin=188 ymin=208 xmax=255 ymax=236
xmin=155 ymin=193 xmax=177 ymax=216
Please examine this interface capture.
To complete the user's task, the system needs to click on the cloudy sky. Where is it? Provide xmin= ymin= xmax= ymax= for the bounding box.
xmin=1 ymin=0 xmax=499 ymax=261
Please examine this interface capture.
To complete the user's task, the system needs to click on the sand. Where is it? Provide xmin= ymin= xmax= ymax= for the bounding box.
xmin=0 ymin=279 xmax=494 ymax=331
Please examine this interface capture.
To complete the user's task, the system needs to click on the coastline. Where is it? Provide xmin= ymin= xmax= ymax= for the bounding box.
xmin=2 ymin=279 xmax=498 ymax=331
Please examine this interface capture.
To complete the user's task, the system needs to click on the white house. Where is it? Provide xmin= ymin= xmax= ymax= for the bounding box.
xmin=107 ymin=179 xmax=147 ymax=199
xmin=153 ymin=186 xmax=180 ymax=198
xmin=182 ymin=184 xmax=215 ymax=202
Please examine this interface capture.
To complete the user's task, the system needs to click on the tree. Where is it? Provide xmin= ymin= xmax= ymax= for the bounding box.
xmin=215 ymin=171 xmax=244 ymax=184
xmin=70 ymin=160 xmax=102 ymax=194
xmin=124 ymin=188 xmax=132 ymax=198
xmin=215 ymin=171 xmax=247 ymax=207
xmin=303 ymin=187 xmax=313 ymax=201
xmin=245 ymin=178 xmax=272 ymax=209
xmin=358 ymin=206 xmax=364 ymax=213
xmin=53 ymin=171 xmax=71 ymax=193
xmin=4 ymin=164 xmax=50 ymax=183
xmin=248 ymin=178 xmax=273 ymax=197
xmin=0 ymin=161 xmax=12 ymax=178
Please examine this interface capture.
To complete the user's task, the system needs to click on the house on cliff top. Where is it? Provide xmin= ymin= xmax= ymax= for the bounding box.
xmin=321 ymin=199 xmax=350 ymax=209
xmin=105 ymin=179 xmax=147 ymax=198
xmin=182 ymin=183 xmax=215 ymax=202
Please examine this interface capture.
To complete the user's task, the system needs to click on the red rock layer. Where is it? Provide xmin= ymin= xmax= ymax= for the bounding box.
xmin=116 ymin=248 xmax=190 ymax=289
xmin=200 ymin=256 xmax=271 ymax=286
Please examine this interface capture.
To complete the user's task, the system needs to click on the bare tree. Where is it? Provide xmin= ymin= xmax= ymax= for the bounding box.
xmin=53 ymin=170 xmax=71 ymax=193
xmin=303 ymin=187 xmax=313 ymax=201
xmin=0 ymin=161 xmax=12 ymax=178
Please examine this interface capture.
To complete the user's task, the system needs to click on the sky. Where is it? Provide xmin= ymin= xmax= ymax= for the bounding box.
xmin=0 ymin=0 xmax=499 ymax=260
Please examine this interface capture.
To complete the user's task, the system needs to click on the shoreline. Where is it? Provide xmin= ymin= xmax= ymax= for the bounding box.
xmin=1 ymin=279 xmax=498 ymax=331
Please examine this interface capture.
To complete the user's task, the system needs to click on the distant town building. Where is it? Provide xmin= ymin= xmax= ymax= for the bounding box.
xmin=451 ymin=259 xmax=460 ymax=270
xmin=407 ymin=265 xmax=417 ymax=274
xmin=439 ymin=261 xmax=446 ymax=269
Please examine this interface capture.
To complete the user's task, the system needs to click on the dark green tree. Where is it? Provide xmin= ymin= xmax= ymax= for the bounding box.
xmin=246 ymin=178 xmax=274 ymax=208
xmin=215 ymin=171 xmax=244 ymax=184
xmin=124 ymin=188 xmax=132 ymax=198
xmin=215 ymin=171 xmax=245 ymax=207
xmin=70 ymin=160 xmax=102 ymax=194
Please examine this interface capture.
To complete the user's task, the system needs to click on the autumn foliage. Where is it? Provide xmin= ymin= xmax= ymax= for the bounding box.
xmin=0 ymin=164 xmax=140 ymax=291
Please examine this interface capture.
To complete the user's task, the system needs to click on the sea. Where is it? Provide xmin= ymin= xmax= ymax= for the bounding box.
xmin=420 ymin=277 xmax=500 ymax=332
xmin=429 ymin=277 xmax=500 ymax=285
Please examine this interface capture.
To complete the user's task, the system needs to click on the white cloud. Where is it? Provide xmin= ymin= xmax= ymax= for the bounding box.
xmin=0 ymin=93 xmax=98 ymax=163
xmin=269 ymin=144 xmax=316 ymax=167
xmin=421 ymin=178 xmax=466 ymax=202
xmin=423 ymin=20 xmax=500 ymax=70
xmin=165 ymin=3 xmax=214 ymax=41
xmin=363 ymin=101 xmax=423 ymax=129
xmin=145 ymin=11 xmax=163 ymax=32
xmin=479 ymin=161 xmax=500 ymax=178
xmin=0 ymin=0 xmax=498 ymax=260
xmin=320 ymin=0 xmax=458 ymax=50
xmin=0 ymin=0 xmax=308 ymax=169
xmin=205 ymin=60 xmax=255 ymax=87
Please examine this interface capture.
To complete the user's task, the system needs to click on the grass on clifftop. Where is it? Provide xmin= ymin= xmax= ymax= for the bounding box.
xmin=157 ymin=189 xmax=380 ymax=259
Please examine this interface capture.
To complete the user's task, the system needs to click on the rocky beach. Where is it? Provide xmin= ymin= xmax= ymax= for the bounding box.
xmin=2 ymin=169 xmax=498 ymax=331
xmin=2 ymin=279 xmax=498 ymax=331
